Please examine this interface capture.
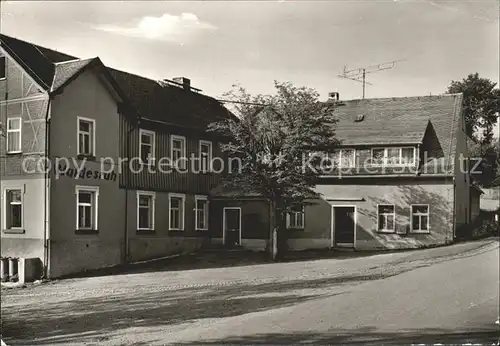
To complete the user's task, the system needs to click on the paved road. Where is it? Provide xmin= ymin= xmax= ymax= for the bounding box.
xmin=1 ymin=239 xmax=499 ymax=345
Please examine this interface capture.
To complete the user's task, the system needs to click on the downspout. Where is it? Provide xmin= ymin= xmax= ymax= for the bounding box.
xmin=123 ymin=109 xmax=139 ymax=264
xmin=415 ymin=143 xmax=421 ymax=176
xmin=43 ymin=95 xmax=52 ymax=278
xmin=446 ymin=96 xmax=459 ymax=244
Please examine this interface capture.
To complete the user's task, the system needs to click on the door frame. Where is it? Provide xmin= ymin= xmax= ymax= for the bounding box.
xmin=222 ymin=207 xmax=242 ymax=245
xmin=331 ymin=205 xmax=357 ymax=249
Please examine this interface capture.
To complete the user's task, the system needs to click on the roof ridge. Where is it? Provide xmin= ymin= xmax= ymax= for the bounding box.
xmin=107 ymin=66 xmax=220 ymax=103
xmin=339 ymin=93 xmax=462 ymax=103
xmin=54 ymin=57 xmax=96 ymax=65
xmin=0 ymin=33 xmax=78 ymax=59
xmin=107 ymin=66 xmax=160 ymax=83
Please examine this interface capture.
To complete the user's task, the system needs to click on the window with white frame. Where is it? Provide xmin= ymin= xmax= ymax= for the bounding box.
xmin=139 ymin=129 xmax=155 ymax=165
xmin=199 ymin=140 xmax=213 ymax=172
xmin=195 ymin=195 xmax=209 ymax=230
xmin=171 ymin=135 xmax=186 ymax=169
xmin=330 ymin=149 xmax=356 ymax=168
xmin=0 ymin=54 xmax=6 ymax=80
xmin=287 ymin=206 xmax=305 ymax=229
xmin=169 ymin=193 xmax=185 ymax=230
xmin=371 ymin=147 xmax=415 ymax=166
xmin=137 ymin=191 xmax=155 ymax=230
xmin=377 ymin=204 xmax=395 ymax=232
xmin=5 ymin=188 xmax=23 ymax=229
xmin=6 ymin=117 xmax=22 ymax=153
xmin=411 ymin=205 xmax=429 ymax=233
xmin=75 ymin=186 xmax=99 ymax=231
xmin=77 ymin=117 xmax=95 ymax=156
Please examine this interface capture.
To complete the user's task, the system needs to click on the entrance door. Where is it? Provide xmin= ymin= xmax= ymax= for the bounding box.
xmin=223 ymin=208 xmax=241 ymax=247
xmin=333 ymin=206 xmax=355 ymax=247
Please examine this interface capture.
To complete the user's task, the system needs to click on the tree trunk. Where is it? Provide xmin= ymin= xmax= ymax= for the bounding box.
xmin=268 ymin=200 xmax=278 ymax=261
xmin=267 ymin=199 xmax=288 ymax=262
xmin=276 ymin=211 xmax=288 ymax=261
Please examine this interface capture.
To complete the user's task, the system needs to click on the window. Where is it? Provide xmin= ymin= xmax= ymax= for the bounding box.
xmin=75 ymin=186 xmax=99 ymax=231
xmin=287 ymin=206 xmax=305 ymax=229
xmin=377 ymin=204 xmax=395 ymax=232
xmin=371 ymin=147 xmax=415 ymax=166
xmin=171 ymin=135 xmax=187 ymax=169
xmin=77 ymin=117 xmax=95 ymax=157
xmin=4 ymin=189 xmax=23 ymax=229
xmin=411 ymin=205 xmax=429 ymax=233
xmin=6 ymin=117 xmax=21 ymax=153
xmin=330 ymin=149 xmax=356 ymax=168
xmin=195 ymin=195 xmax=209 ymax=230
xmin=139 ymin=129 xmax=155 ymax=165
xmin=137 ymin=191 xmax=155 ymax=231
xmin=199 ymin=140 xmax=213 ymax=172
xmin=169 ymin=193 xmax=185 ymax=230
xmin=0 ymin=54 xmax=5 ymax=80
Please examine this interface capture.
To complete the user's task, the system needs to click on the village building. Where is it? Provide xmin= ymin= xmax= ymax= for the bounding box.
xmin=0 ymin=34 xmax=480 ymax=278
xmin=0 ymin=34 xmax=232 ymax=278
xmin=211 ymin=93 xmax=481 ymax=251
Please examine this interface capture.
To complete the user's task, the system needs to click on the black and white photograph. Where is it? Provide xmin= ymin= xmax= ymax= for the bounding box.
xmin=0 ymin=0 xmax=499 ymax=344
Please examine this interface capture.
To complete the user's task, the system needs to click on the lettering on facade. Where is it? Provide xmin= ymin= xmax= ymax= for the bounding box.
xmin=57 ymin=164 xmax=117 ymax=181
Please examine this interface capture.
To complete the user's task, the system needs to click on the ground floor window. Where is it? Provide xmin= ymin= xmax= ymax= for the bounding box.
xmin=411 ymin=205 xmax=429 ymax=233
xmin=377 ymin=204 xmax=395 ymax=232
xmin=195 ymin=195 xmax=209 ymax=230
xmin=75 ymin=185 xmax=99 ymax=231
xmin=4 ymin=188 xmax=23 ymax=229
xmin=169 ymin=193 xmax=185 ymax=230
xmin=287 ymin=206 xmax=305 ymax=229
xmin=137 ymin=191 xmax=155 ymax=231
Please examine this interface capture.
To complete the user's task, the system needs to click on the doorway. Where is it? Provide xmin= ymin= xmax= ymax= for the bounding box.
xmin=332 ymin=206 xmax=356 ymax=248
xmin=223 ymin=207 xmax=242 ymax=247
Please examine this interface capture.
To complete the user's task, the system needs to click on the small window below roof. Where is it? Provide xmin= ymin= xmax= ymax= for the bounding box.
xmin=354 ymin=114 xmax=364 ymax=122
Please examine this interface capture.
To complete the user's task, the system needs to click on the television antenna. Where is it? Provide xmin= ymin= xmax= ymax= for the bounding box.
xmin=337 ymin=59 xmax=405 ymax=99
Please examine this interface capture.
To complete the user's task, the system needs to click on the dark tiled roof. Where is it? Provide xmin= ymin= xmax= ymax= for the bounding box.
xmin=330 ymin=95 xmax=463 ymax=158
xmin=52 ymin=58 xmax=97 ymax=91
xmin=1 ymin=34 xmax=232 ymax=128
xmin=108 ymin=68 xmax=233 ymax=129
xmin=0 ymin=34 xmax=76 ymax=89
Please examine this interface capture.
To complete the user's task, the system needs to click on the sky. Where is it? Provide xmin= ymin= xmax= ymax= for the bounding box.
xmin=0 ymin=0 xmax=498 ymax=105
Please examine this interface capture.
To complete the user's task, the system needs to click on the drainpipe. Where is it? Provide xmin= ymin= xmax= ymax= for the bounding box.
xmin=415 ymin=143 xmax=421 ymax=176
xmin=43 ymin=96 xmax=52 ymax=278
xmin=451 ymin=176 xmax=456 ymax=244
xmin=123 ymin=110 xmax=139 ymax=264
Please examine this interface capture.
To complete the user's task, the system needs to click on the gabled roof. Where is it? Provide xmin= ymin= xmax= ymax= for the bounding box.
xmin=1 ymin=34 xmax=234 ymax=129
xmin=52 ymin=58 xmax=96 ymax=92
xmin=329 ymin=94 xmax=463 ymax=160
xmin=0 ymin=34 xmax=77 ymax=90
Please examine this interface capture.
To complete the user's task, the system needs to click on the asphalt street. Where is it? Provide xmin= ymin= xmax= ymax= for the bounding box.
xmin=1 ymin=239 xmax=499 ymax=345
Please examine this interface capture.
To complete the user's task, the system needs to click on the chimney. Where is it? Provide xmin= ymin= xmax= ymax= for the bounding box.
xmin=172 ymin=77 xmax=191 ymax=91
xmin=328 ymin=92 xmax=340 ymax=102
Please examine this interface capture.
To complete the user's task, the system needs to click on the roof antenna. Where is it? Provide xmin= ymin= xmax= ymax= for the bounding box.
xmin=337 ymin=59 xmax=405 ymax=99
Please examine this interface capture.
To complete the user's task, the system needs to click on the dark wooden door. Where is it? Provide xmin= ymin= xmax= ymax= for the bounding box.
xmin=224 ymin=208 xmax=241 ymax=246
xmin=334 ymin=207 xmax=355 ymax=246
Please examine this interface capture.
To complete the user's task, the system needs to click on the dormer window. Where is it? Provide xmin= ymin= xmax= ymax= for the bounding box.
xmin=330 ymin=149 xmax=356 ymax=168
xmin=354 ymin=114 xmax=364 ymax=122
xmin=371 ymin=147 xmax=416 ymax=166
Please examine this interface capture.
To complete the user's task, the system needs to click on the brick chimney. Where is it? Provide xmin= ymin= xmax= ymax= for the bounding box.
xmin=172 ymin=77 xmax=191 ymax=91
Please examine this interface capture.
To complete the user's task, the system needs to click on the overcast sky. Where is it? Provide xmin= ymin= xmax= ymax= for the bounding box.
xmin=1 ymin=0 xmax=498 ymax=103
